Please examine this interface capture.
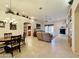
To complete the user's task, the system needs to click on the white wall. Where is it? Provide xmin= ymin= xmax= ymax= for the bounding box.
xmin=0 ymin=10 xmax=44 ymax=38
xmin=34 ymin=20 xmax=45 ymax=31
xmin=0 ymin=11 xmax=27 ymax=37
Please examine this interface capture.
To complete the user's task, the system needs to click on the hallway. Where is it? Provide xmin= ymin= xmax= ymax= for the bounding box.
xmin=0 ymin=35 xmax=79 ymax=58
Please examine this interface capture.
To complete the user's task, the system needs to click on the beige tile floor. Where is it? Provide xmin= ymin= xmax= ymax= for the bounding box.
xmin=0 ymin=34 xmax=79 ymax=58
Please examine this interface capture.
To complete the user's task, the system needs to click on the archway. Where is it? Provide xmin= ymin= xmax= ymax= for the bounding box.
xmin=72 ymin=3 xmax=79 ymax=54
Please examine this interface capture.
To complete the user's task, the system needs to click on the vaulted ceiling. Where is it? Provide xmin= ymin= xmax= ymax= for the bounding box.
xmin=0 ymin=0 xmax=69 ymax=22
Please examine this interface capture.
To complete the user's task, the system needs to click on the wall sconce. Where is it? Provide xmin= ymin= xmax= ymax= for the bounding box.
xmin=12 ymin=21 xmax=17 ymax=24
xmin=3 ymin=20 xmax=8 ymax=24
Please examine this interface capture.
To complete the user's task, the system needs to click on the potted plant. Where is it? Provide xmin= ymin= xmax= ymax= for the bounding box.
xmin=68 ymin=0 xmax=73 ymax=5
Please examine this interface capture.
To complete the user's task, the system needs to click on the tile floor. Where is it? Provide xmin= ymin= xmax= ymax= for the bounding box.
xmin=0 ymin=34 xmax=79 ymax=58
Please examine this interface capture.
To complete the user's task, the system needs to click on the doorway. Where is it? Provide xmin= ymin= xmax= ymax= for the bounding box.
xmin=24 ymin=22 xmax=32 ymax=37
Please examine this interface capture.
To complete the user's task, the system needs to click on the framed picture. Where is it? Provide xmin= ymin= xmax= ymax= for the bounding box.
xmin=36 ymin=24 xmax=41 ymax=29
xmin=0 ymin=21 xmax=5 ymax=28
xmin=10 ymin=23 xmax=17 ymax=30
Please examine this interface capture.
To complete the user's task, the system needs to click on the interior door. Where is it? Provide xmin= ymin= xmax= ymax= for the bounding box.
xmin=24 ymin=23 xmax=28 ymax=36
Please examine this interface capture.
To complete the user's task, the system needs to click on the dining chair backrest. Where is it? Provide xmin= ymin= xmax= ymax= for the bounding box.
xmin=5 ymin=35 xmax=21 ymax=46
xmin=11 ymin=35 xmax=21 ymax=46
xmin=4 ymin=33 xmax=12 ymax=39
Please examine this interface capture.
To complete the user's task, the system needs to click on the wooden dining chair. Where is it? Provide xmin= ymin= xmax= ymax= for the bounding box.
xmin=4 ymin=35 xmax=21 ymax=57
xmin=0 ymin=42 xmax=5 ymax=53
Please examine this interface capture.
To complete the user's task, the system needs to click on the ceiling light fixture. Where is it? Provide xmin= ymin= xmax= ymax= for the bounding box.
xmin=39 ymin=7 xmax=43 ymax=10
xmin=5 ymin=4 xmax=9 ymax=8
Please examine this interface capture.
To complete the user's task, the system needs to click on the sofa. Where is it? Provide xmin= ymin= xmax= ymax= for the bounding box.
xmin=36 ymin=32 xmax=53 ymax=42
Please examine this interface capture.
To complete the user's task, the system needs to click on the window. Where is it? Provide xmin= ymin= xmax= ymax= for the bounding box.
xmin=45 ymin=25 xmax=54 ymax=34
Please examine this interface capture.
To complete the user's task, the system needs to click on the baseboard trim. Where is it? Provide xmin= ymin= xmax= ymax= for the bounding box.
xmin=72 ymin=50 xmax=79 ymax=55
